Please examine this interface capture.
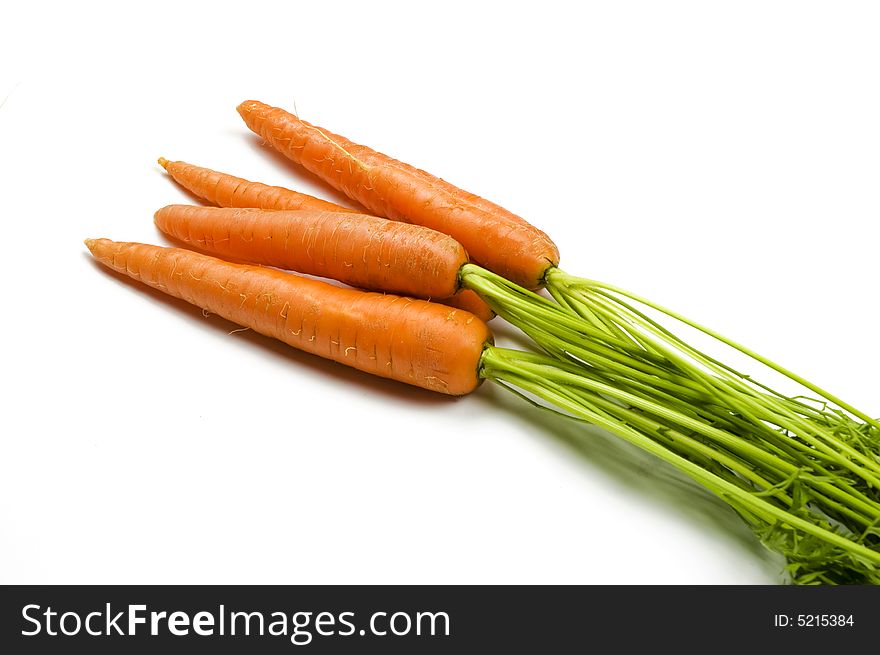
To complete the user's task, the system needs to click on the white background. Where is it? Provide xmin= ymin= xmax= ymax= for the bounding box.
xmin=2 ymin=1 xmax=878 ymax=584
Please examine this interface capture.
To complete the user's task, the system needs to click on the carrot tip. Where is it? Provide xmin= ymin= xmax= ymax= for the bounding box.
xmin=157 ymin=157 xmax=170 ymax=170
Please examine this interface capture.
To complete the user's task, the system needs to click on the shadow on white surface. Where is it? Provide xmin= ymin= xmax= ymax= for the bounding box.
xmin=476 ymin=380 xmax=786 ymax=582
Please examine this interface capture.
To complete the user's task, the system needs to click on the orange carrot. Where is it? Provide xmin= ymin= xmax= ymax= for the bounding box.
xmin=237 ymin=100 xmax=559 ymax=289
xmin=158 ymin=158 xmax=354 ymax=213
xmin=154 ymin=205 xmax=468 ymax=300
xmin=85 ymin=239 xmax=490 ymax=395
xmin=158 ymin=160 xmax=496 ymax=320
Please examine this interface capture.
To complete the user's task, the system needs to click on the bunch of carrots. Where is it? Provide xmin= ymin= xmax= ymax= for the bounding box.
xmin=87 ymin=100 xmax=880 ymax=584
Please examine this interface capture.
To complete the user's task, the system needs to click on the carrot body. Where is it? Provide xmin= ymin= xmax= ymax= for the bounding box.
xmin=159 ymin=158 xmax=353 ymax=213
xmin=158 ymin=161 xmax=495 ymax=319
xmin=85 ymin=239 xmax=490 ymax=395
xmin=154 ymin=205 xmax=468 ymax=300
xmin=237 ymin=100 xmax=560 ymax=289
xmin=443 ymin=289 xmax=495 ymax=323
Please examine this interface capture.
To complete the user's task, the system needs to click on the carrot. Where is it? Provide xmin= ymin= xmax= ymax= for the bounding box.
xmin=154 ymin=205 xmax=467 ymax=300
xmin=236 ymin=100 xmax=559 ymax=290
xmin=158 ymin=160 xmax=496 ymax=320
xmin=443 ymin=289 xmax=495 ymax=323
xmin=85 ymin=238 xmax=490 ymax=395
xmin=158 ymin=158 xmax=353 ymax=213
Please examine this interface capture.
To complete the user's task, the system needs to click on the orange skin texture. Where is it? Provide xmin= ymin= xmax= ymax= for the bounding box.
xmin=85 ymin=239 xmax=491 ymax=395
xmin=154 ymin=205 xmax=468 ymax=300
xmin=159 ymin=158 xmax=351 ymax=213
xmin=444 ymin=289 xmax=495 ymax=323
xmin=159 ymin=160 xmax=495 ymax=320
xmin=236 ymin=100 xmax=560 ymax=290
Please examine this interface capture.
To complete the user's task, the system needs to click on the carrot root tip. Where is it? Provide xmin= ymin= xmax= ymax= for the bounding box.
xmin=158 ymin=157 xmax=169 ymax=170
